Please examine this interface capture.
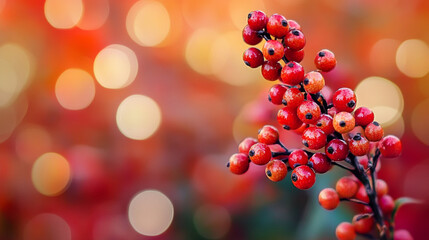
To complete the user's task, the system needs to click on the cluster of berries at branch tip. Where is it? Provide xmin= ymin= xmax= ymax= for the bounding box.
xmin=228 ymin=10 xmax=412 ymax=240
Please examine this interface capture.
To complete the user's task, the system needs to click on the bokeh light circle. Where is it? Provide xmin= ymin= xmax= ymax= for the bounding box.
xmin=55 ymin=68 xmax=95 ymax=110
xmin=23 ymin=213 xmax=71 ymax=240
xmin=77 ymin=0 xmax=109 ymax=30
xmin=396 ymin=39 xmax=429 ymax=78
xmin=128 ymin=190 xmax=174 ymax=236
xmin=411 ymin=98 xmax=429 ymax=145
xmin=185 ymin=28 xmax=218 ymax=75
xmin=44 ymin=0 xmax=84 ymax=29
xmin=228 ymin=0 xmax=265 ymax=30
xmin=193 ymin=204 xmax=231 ymax=239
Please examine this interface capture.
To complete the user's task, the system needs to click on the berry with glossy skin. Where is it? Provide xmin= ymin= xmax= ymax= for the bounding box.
xmin=258 ymin=125 xmax=279 ymax=144
xmin=336 ymin=222 xmax=356 ymax=240
xmin=326 ymin=139 xmax=349 ymax=161
xmin=318 ymin=188 xmax=340 ymax=210
xmin=394 ymin=229 xmax=414 ymax=240
xmin=333 ymin=112 xmax=355 ymax=134
xmin=287 ymin=19 xmax=301 ymax=30
xmin=376 ymin=179 xmax=388 ymax=197
xmin=297 ymin=101 xmax=321 ymax=124
xmin=249 ymin=143 xmax=271 ymax=165
xmin=288 ymin=149 xmax=308 ymax=168
xmin=277 ymin=107 xmax=303 ymax=130
xmin=365 ymin=121 xmax=384 ymax=141
xmin=243 ymin=47 xmax=264 ymax=68
xmin=242 ymin=25 xmax=262 ymax=45
xmin=352 ymin=216 xmax=374 ymax=234
xmin=266 ymin=14 xmax=289 ymax=38
xmin=228 ymin=153 xmax=250 ymax=174
xmin=265 ymin=160 xmax=288 ymax=182
xmin=238 ymin=137 xmax=258 ymax=154
xmin=302 ymin=127 xmax=327 ymax=150
xmin=336 ymin=176 xmax=359 ymax=198
xmin=316 ymin=114 xmax=335 ymax=135
xmin=355 ymin=184 xmax=369 ymax=203
xmin=333 ymin=88 xmax=357 ymax=112
xmin=261 ymin=61 xmax=282 ymax=81
xmin=309 ymin=153 xmax=331 ymax=173
xmin=348 ymin=134 xmax=370 ymax=156
xmin=379 ymin=194 xmax=395 ymax=214
xmin=354 ymin=107 xmax=374 ymax=127
xmin=379 ymin=135 xmax=402 ymax=158
xmin=268 ymin=84 xmax=287 ymax=105
xmin=303 ymin=71 xmax=325 ymax=94
xmin=263 ymin=40 xmax=284 ymax=62
xmin=285 ymin=29 xmax=306 ymax=50
xmin=314 ymin=49 xmax=336 ymax=72
xmin=280 ymin=61 xmax=304 ymax=86
xmin=291 ymin=165 xmax=315 ymax=190
xmin=284 ymin=48 xmax=304 ymax=63
xmin=247 ymin=10 xmax=268 ymax=31
xmin=282 ymin=87 xmax=304 ymax=108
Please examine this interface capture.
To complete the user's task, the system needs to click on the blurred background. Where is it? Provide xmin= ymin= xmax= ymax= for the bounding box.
xmin=0 ymin=0 xmax=428 ymax=239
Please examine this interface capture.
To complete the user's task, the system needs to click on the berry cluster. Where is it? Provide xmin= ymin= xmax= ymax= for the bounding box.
xmin=228 ymin=11 xmax=411 ymax=240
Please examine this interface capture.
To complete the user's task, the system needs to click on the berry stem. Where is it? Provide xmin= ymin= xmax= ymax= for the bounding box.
xmin=257 ymin=30 xmax=272 ymax=41
xmin=272 ymin=151 xmax=289 ymax=157
xmin=276 ymin=140 xmax=291 ymax=154
xmin=309 ymin=93 xmax=327 ymax=114
xmin=331 ymin=161 xmax=355 ymax=171
xmin=340 ymin=198 xmax=370 ymax=206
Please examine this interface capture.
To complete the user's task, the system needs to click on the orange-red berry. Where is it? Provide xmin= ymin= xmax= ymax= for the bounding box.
xmin=376 ymin=179 xmax=388 ymax=197
xmin=265 ymin=160 xmax=288 ymax=182
xmin=287 ymin=19 xmax=301 ymax=31
xmin=333 ymin=112 xmax=355 ymax=134
xmin=336 ymin=222 xmax=356 ymax=240
xmin=348 ymin=134 xmax=370 ymax=156
xmin=352 ymin=215 xmax=374 ymax=234
xmin=326 ymin=139 xmax=349 ymax=161
xmin=258 ymin=125 xmax=279 ymax=145
xmin=355 ymin=184 xmax=369 ymax=203
xmin=336 ymin=176 xmax=359 ymax=198
xmin=261 ymin=61 xmax=282 ymax=81
xmin=364 ymin=121 xmax=384 ymax=141
xmin=282 ymin=87 xmax=304 ymax=108
xmin=302 ymin=127 xmax=327 ymax=150
xmin=379 ymin=194 xmax=395 ymax=214
xmin=228 ymin=153 xmax=250 ymax=175
xmin=238 ymin=137 xmax=258 ymax=154
xmin=284 ymin=48 xmax=304 ymax=63
xmin=243 ymin=47 xmax=264 ymax=68
xmin=249 ymin=143 xmax=272 ymax=165
xmin=303 ymin=71 xmax=325 ymax=94
xmin=280 ymin=61 xmax=304 ymax=86
xmin=263 ymin=40 xmax=284 ymax=62
xmin=297 ymin=101 xmax=321 ymax=124
xmin=288 ymin=149 xmax=308 ymax=168
xmin=318 ymin=188 xmax=340 ymax=210
xmin=266 ymin=14 xmax=289 ymax=38
xmin=285 ymin=29 xmax=306 ymax=50
xmin=247 ymin=10 xmax=268 ymax=31
xmin=316 ymin=114 xmax=335 ymax=135
xmin=379 ymin=135 xmax=402 ymax=158
xmin=242 ymin=25 xmax=262 ymax=45
xmin=309 ymin=153 xmax=331 ymax=173
xmin=314 ymin=49 xmax=336 ymax=72
xmin=354 ymin=107 xmax=374 ymax=127
xmin=291 ymin=165 xmax=315 ymax=190
xmin=277 ymin=107 xmax=303 ymax=130
xmin=268 ymin=84 xmax=287 ymax=105
xmin=333 ymin=88 xmax=357 ymax=112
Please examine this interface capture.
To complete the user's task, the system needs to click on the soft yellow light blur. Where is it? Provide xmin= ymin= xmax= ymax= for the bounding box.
xmin=128 ymin=190 xmax=174 ymax=236
xmin=31 ymin=152 xmax=71 ymax=196
xmin=55 ymin=68 xmax=95 ymax=110
xmin=396 ymin=39 xmax=429 ymax=78
xmin=126 ymin=0 xmax=170 ymax=47
xmin=0 ymin=105 xmax=18 ymax=143
xmin=15 ymin=124 xmax=52 ymax=163
xmin=77 ymin=0 xmax=109 ymax=30
xmin=44 ymin=0 xmax=83 ymax=29
xmin=185 ymin=28 xmax=218 ymax=75
xmin=228 ymin=0 xmax=265 ymax=29
xmin=411 ymin=98 xmax=429 ymax=145
xmin=369 ymin=39 xmax=400 ymax=74
xmin=23 ymin=213 xmax=71 ymax=240
xmin=355 ymin=76 xmax=403 ymax=126
xmin=194 ymin=204 xmax=231 ymax=239
xmin=0 ymin=59 xmax=18 ymax=107
xmin=93 ymin=44 xmax=138 ymax=89
xmin=116 ymin=95 xmax=161 ymax=140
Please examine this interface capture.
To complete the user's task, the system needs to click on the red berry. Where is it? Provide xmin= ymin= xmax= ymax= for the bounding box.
xmin=258 ymin=125 xmax=279 ymax=144
xmin=333 ymin=112 xmax=355 ymax=134
xmin=336 ymin=222 xmax=356 ymax=240
xmin=379 ymin=135 xmax=402 ymax=158
xmin=326 ymin=139 xmax=349 ymax=161
xmin=376 ymin=179 xmax=389 ymax=197
xmin=266 ymin=14 xmax=289 ymax=38
xmin=285 ymin=29 xmax=306 ymax=50
xmin=228 ymin=153 xmax=250 ymax=174
xmin=261 ymin=61 xmax=282 ymax=81
xmin=277 ymin=107 xmax=303 ymax=130
xmin=354 ymin=107 xmax=374 ymax=127
xmin=238 ymin=137 xmax=258 ymax=154
xmin=263 ymin=40 xmax=284 ymax=62
xmin=348 ymin=134 xmax=370 ymax=156
xmin=314 ymin=49 xmax=336 ymax=72
xmin=268 ymin=84 xmax=287 ymax=105
xmin=319 ymin=188 xmax=340 ymax=210
xmin=280 ymin=61 xmax=304 ymax=86
xmin=303 ymin=71 xmax=325 ymax=94
xmin=336 ymin=176 xmax=359 ymax=198
xmin=288 ymin=149 xmax=308 ymax=168
xmin=358 ymin=156 xmax=369 ymax=169
xmin=355 ymin=184 xmax=369 ymax=203
xmin=394 ymin=229 xmax=414 ymax=240
xmin=243 ymin=47 xmax=264 ymax=68
xmin=302 ymin=127 xmax=327 ymax=150
xmin=379 ymin=194 xmax=395 ymax=214
xmin=282 ymin=87 xmax=304 ymax=108
xmin=287 ymin=19 xmax=301 ymax=31
xmin=297 ymin=101 xmax=321 ymax=124
xmin=316 ymin=114 xmax=335 ymax=135
xmin=291 ymin=165 xmax=315 ymax=190
xmin=309 ymin=153 xmax=331 ymax=173
xmin=249 ymin=143 xmax=272 ymax=165
xmin=265 ymin=160 xmax=288 ymax=182
xmin=333 ymin=88 xmax=357 ymax=112
xmin=242 ymin=25 xmax=262 ymax=45
xmin=247 ymin=10 xmax=268 ymax=31
xmin=352 ymin=215 xmax=374 ymax=234
xmin=365 ymin=121 xmax=384 ymax=141
xmin=284 ymin=48 xmax=304 ymax=63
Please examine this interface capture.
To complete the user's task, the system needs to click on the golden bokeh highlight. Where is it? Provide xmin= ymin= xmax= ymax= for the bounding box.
xmin=369 ymin=39 xmax=400 ymax=74
xmin=44 ymin=0 xmax=83 ymax=29
xmin=396 ymin=39 xmax=429 ymax=78
xmin=55 ymin=68 xmax=95 ymax=110
xmin=77 ymin=0 xmax=109 ymax=30
xmin=193 ymin=204 xmax=231 ymax=239
xmin=116 ymin=95 xmax=162 ymax=140
xmin=411 ymin=98 xmax=429 ymax=145
xmin=126 ymin=0 xmax=171 ymax=47
xmin=128 ymin=190 xmax=174 ymax=236
xmin=31 ymin=152 xmax=71 ymax=196
xmin=228 ymin=0 xmax=266 ymax=29
xmin=355 ymin=76 xmax=403 ymax=126
xmin=93 ymin=44 xmax=138 ymax=89
xmin=23 ymin=213 xmax=72 ymax=240
xmin=185 ymin=28 xmax=218 ymax=75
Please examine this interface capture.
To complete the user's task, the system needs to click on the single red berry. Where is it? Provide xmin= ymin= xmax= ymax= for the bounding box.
xmin=280 ymin=61 xmax=304 ymax=86
xmin=314 ymin=49 xmax=336 ymax=72
xmin=266 ymin=14 xmax=289 ymax=38
xmin=309 ymin=153 xmax=331 ymax=173
xmin=258 ymin=125 xmax=279 ymax=145
xmin=336 ymin=222 xmax=356 ymax=240
xmin=297 ymin=101 xmax=321 ymax=124
xmin=242 ymin=25 xmax=262 ymax=45
xmin=261 ymin=61 xmax=282 ymax=81
xmin=394 ymin=229 xmax=414 ymax=240
xmin=284 ymin=48 xmax=304 ymax=63
xmin=247 ymin=10 xmax=268 ymax=31
xmin=379 ymin=194 xmax=395 ymax=214
xmin=268 ymin=84 xmax=287 ymax=105
xmin=228 ymin=153 xmax=250 ymax=175
xmin=326 ymin=139 xmax=349 ymax=161
xmin=288 ymin=149 xmax=308 ymax=168
xmin=358 ymin=155 xmax=369 ymax=169
xmin=352 ymin=215 xmax=374 ymax=234
xmin=364 ymin=121 xmax=384 ymax=141
xmin=249 ymin=143 xmax=272 ymax=165
xmin=333 ymin=88 xmax=357 ymax=112
xmin=318 ymin=188 xmax=340 ymax=210
xmin=238 ymin=137 xmax=258 ymax=154
xmin=265 ymin=160 xmax=288 ymax=182
xmin=316 ymin=114 xmax=334 ymax=135
xmin=333 ymin=112 xmax=355 ymax=134
xmin=263 ymin=40 xmax=284 ymax=62
xmin=376 ymin=179 xmax=388 ymax=197
xmin=354 ymin=107 xmax=374 ymax=127
xmin=355 ymin=184 xmax=369 ymax=203
xmin=243 ymin=47 xmax=264 ymax=68
xmin=302 ymin=127 xmax=327 ymax=150
xmin=336 ymin=176 xmax=359 ymax=198
xmin=379 ymin=135 xmax=402 ymax=158
xmin=287 ymin=19 xmax=301 ymax=31
xmin=277 ymin=107 xmax=303 ymax=130
xmin=291 ymin=165 xmax=315 ymax=190
xmin=285 ymin=29 xmax=306 ymax=50
xmin=282 ymin=87 xmax=304 ymax=108
xmin=348 ymin=134 xmax=370 ymax=156
xmin=303 ymin=71 xmax=325 ymax=94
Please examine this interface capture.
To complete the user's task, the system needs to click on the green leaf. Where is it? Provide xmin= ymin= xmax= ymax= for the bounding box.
xmin=391 ymin=197 xmax=422 ymax=222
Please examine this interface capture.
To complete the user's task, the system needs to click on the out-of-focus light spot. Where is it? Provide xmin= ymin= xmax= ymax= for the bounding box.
xmin=31 ymin=152 xmax=71 ymax=196
xmin=185 ymin=28 xmax=217 ymax=75
xmin=0 ymin=59 xmax=18 ymax=107
xmin=396 ymin=39 xmax=429 ymax=78
xmin=116 ymin=95 xmax=161 ymax=140
xmin=93 ymin=44 xmax=138 ymax=89
xmin=403 ymin=162 xmax=429 ymax=201
xmin=55 ymin=68 xmax=95 ymax=110
xmin=369 ymin=39 xmax=400 ymax=74
xmin=0 ymin=106 xmax=18 ymax=143
xmin=15 ymin=124 xmax=52 ymax=163
xmin=193 ymin=204 xmax=231 ymax=239
xmin=355 ymin=76 xmax=403 ymax=126
xmin=228 ymin=0 xmax=265 ymax=29
xmin=411 ymin=98 xmax=429 ymax=145
xmin=77 ymin=0 xmax=109 ymax=30
xmin=126 ymin=0 xmax=170 ymax=47
xmin=23 ymin=213 xmax=71 ymax=240
xmin=128 ymin=190 xmax=174 ymax=236
xmin=44 ymin=0 xmax=83 ymax=29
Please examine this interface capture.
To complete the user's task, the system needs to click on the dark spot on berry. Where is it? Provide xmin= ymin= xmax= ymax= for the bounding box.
xmin=307 ymin=161 xmax=313 ymax=168
xmin=291 ymin=173 xmax=298 ymax=181
xmin=288 ymin=62 xmax=294 ymax=68
xmin=327 ymin=146 xmax=334 ymax=154
xmin=292 ymin=30 xmax=300 ymax=36
xmin=373 ymin=121 xmax=380 ymax=126
xmin=303 ymin=78 xmax=309 ymax=85
xmin=226 ymin=162 xmax=230 ymax=167
xmin=249 ymin=150 xmax=255 ymax=157
xmin=266 ymin=170 xmax=272 ymax=177
xmin=305 ymin=113 xmax=313 ymax=119
xmin=281 ymin=20 xmax=288 ymax=27
xmin=339 ymin=121 xmax=346 ymax=127
xmin=248 ymin=12 xmax=252 ymax=19
xmin=316 ymin=122 xmax=322 ymax=127
xmin=293 ymin=163 xmax=301 ymax=168
xmin=283 ymin=125 xmax=290 ymax=130
xmin=302 ymin=140 xmax=309 ymax=147
xmin=268 ymin=95 xmax=272 ymax=102
xmin=244 ymin=61 xmax=250 ymax=67
xmin=347 ymin=100 xmax=356 ymax=108
xmin=268 ymin=48 xmax=275 ymax=55
xmin=353 ymin=134 xmax=362 ymax=140
xmin=318 ymin=51 xmax=326 ymax=57
xmin=282 ymin=99 xmax=287 ymax=105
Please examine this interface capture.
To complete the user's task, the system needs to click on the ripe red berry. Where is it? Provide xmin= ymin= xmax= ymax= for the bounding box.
xmin=352 ymin=215 xmax=374 ymax=234
xmin=333 ymin=112 xmax=355 ymax=134
xmin=309 ymin=153 xmax=331 ymax=173
xmin=303 ymin=71 xmax=325 ymax=94
xmin=288 ymin=149 xmax=308 ymax=168
xmin=268 ymin=84 xmax=287 ymax=105
xmin=228 ymin=153 xmax=250 ymax=174
xmin=336 ymin=222 xmax=356 ymax=240
xmin=379 ymin=135 xmax=402 ymax=158
xmin=379 ymin=194 xmax=395 ymax=214
xmin=364 ymin=121 xmax=384 ymax=141
xmin=302 ymin=127 xmax=327 ymax=150
xmin=258 ymin=125 xmax=279 ymax=144
xmin=277 ymin=107 xmax=303 ymax=130
xmin=261 ymin=61 xmax=282 ymax=81
xmin=316 ymin=114 xmax=334 ymax=135
xmin=336 ymin=176 xmax=359 ymax=198
xmin=394 ymin=229 xmax=414 ymax=240
xmin=314 ymin=49 xmax=336 ymax=72
xmin=355 ymin=184 xmax=369 ymax=203
xmin=242 ymin=25 xmax=262 ymax=45
xmin=280 ymin=61 xmax=304 ymax=86
xmin=348 ymin=134 xmax=370 ymax=156
xmin=285 ymin=29 xmax=306 ymax=50
xmin=376 ymin=179 xmax=388 ymax=197
xmin=263 ymin=40 xmax=284 ymax=62
xmin=243 ymin=47 xmax=264 ymax=68
xmin=318 ymin=188 xmax=340 ymax=210
xmin=358 ymin=156 xmax=369 ymax=169
xmin=284 ymin=48 xmax=304 ymax=63
xmin=249 ymin=143 xmax=272 ymax=165
xmin=266 ymin=14 xmax=289 ymax=38
xmin=354 ymin=107 xmax=374 ymax=127
xmin=287 ymin=19 xmax=301 ymax=31
xmin=326 ymin=139 xmax=349 ymax=161
xmin=291 ymin=165 xmax=315 ymax=190
xmin=297 ymin=101 xmax=321 ymax=124
xmin=238 ymin=137 xmax=258 ymax=154
xmin=282 ymin=87 xmax=304 ymax=108
xmin=265 ymin=160 xmax=288 ymax=182
xmin=333 ymin=88 xmax=357 ymax=112
xmin=247 ymin=10 xmax=268 ymax=31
